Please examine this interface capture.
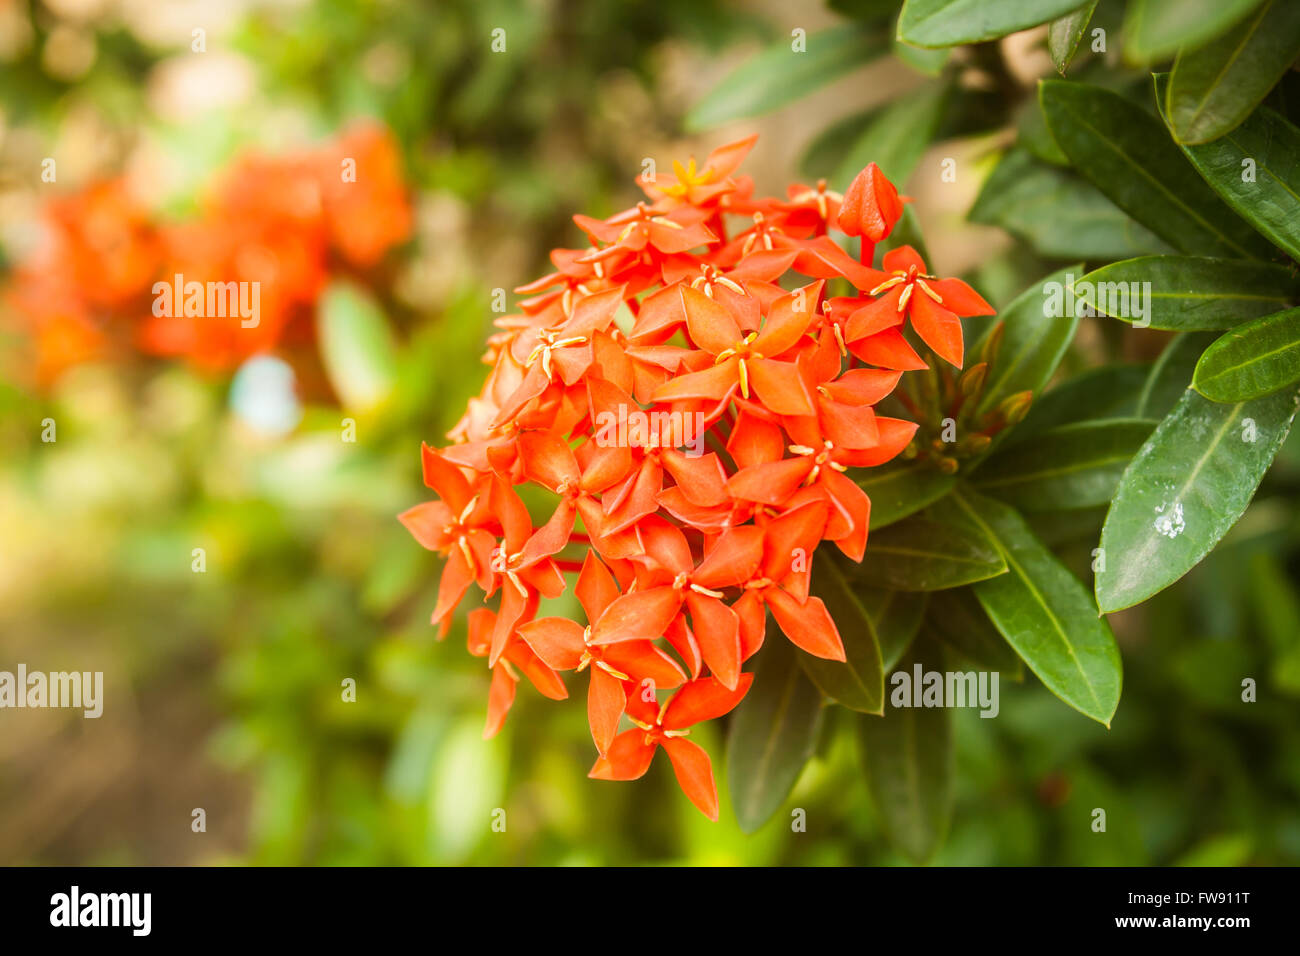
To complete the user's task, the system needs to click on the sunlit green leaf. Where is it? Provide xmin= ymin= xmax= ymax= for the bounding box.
xmin=1194 ymin=307 xmax=1300 ymax=401
xmin=1097 ymin=385 xmax=1300 ymax=612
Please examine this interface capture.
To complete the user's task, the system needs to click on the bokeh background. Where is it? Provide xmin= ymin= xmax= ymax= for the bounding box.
xmin=2 ymin=0 xmax=1298 ymax=865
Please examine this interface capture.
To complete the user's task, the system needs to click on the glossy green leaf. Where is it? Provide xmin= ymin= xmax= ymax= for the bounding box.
xmin=1097 ymin=385 xmax=1300 ymax=612
xmin=1040 ymin=80 xmax=1270 ymax=259
xmin=851 ymin=515 xmax=1007 ymax=591
xmin=970 ymin=149 xmax=1171 ymax=259
xmin=856 ymin=459 xmax=955 ymax=530
xmin=973 ymin=264 xmax=1084 ymax=419
xmin=685 ymin=26 xmax=886 ymax=131
xmin=1123 ymin=0 xmax=1267 ymax=65
xmin=1167 ymin=0 xmax=1300 ymax=145
xmin=1136 ymin=331 xmax=1219 ymax=418
xmin=317 ymin=281 xmax=399 ymax=412
xmin=1048 ymin=1 xmax=1098 ymax=74
xmin=1167 ymin=95 xmax=1300 ymax=263
xmin=925 ymin=587 xmax=1024 ymax=679
xmin=727 ymin=634 xmax=826 ymax=833
xmin=1010 ymin=364 xmax=1149 ymax=440
xmin=898 ymin=0 xmax=1089 ymax=48
xmin=834 ymin=81 xmax=949 ymax=188
xmin=1194 ymin=307 xmax=1300 ymax=401
xmin=803 ymin=552 xmax=886 ymax=714
xmin=1074 ymin=256 xmax=1300 ymax=330
xmin=857 ymin=645 xmax=953 ymax=863
xmin=943 ymin=488 xmax=1123 ymax=726
xmin=974 ymin=419 xmax=1156 ymax=510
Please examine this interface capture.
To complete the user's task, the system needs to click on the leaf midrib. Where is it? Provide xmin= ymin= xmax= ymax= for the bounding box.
xmin=1060 ymin=98 xmax=1256 ymax=258
xmin=952 ymin=489 xmax=1104 ymax=714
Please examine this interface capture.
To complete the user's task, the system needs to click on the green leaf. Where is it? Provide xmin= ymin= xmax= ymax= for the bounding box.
xmin=685 ymin=26 xmax=886 ymax=131
xmin=972 ymin=264 xmax=1084 ymax=419
xmin=1135 ymin=331 xmax=1219 ymax=418
xmin=871 ymin=590 xmax=929 ymax=672
xmin=942 ymin=488 xmax=1123 ymax=726
xmin=1123 ymin=0 xmax=1267 ymax=65
xmin=316 ymin=281 xmax=399 ymax=412
xmin=1010 ymin=363 xmax=1149 ymax=440
xmin=893 ymin=36 xmax=950 ymax=75
xmin=856 ymin=645 xmax=953 ymax=863
xmin=808 ymin=559 xmax=928 ymax=686
xmin=856 ymin=459 xmax=955 ymax=530
xmin=1073 ymin=256 xmax=1300 ymax=330
xmin=1048 ymin=1 xmax=1098 ymax=74
xmin=851 ymin=515 xmax=1007 ymax=591
xmin=974 ymin=419 xmax=1156 ymax=510
xmin=898 ymin=0 xmax=1089 ymax=48
xmin=1193 ymin=307 xmax=1300 ymax=401
xmin=1039 ymin=79 xmax=1270 ymax=259
xmin=801 ymin=108 xmax=877 ymax=180
xmin=925 ymin=587 xmax=1024 ymax=679
xmin=802 ymin=552 xmax=886 ymax=713
xmin=970 ymin=149 xmax=1172 ymax=258
xmin=1166 ymin=93 xmax=1300 ymax=262
xmin=1096 ymin=385 xmax=1300 ymax=612
xmin=1017 ymin=95 xmax=1070 ymax=166
xmin=834 ymin=80 xmax=950 ymax=189
xmin=727 ymin=634 xmax=826 ymax=833
xmin=1167 ymin=0 xmax=1300 ymax=145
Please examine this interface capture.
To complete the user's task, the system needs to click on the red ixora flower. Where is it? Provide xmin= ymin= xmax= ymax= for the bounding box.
xmin=402 ymin=137 xmax=996 ymax=817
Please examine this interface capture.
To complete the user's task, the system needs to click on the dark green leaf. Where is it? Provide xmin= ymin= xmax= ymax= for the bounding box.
xmin=974 ymin=418 xmax=1156 ymax=510
xmin=942 ymin=488 xmax=1123 ymax=726
xmin=803 ymin=552 xmax=886 ymax=714
xmin=1136 ymin=331 xmax=1219 ymax=418
xmin=1010 ymin=363 xmax=1149 ymax=440
xmin=1048 ymin=1 xmax=1098 ymax=74
xmin=1074 ymin=256 xmax=1300 ymax=330
xmin=898 ymin=0 xmax=1090 ymax=48
xmin=1166 ymin=91 xmax=1300 ymax=262
xmin=1194 ymin=307 xmax=1300 ymax=400
xmin=727 ymin=634 xmax=825 ymax=833
xmin=856 ymin=459 xmax=955 ymax=530
xmin=1096 ymin=385 xmax=1300 ymax=612
xmin=1017 ymin=96 xmax=1070 ymax=166
xmin=1168 ymin=0 xmax=1300 ymax=145
xmin=871 ymin=589 xmax=929 ymax=671
xmin=857 ymin=644 xmax=953 ymax=863
xmin=1123 ymin=0 xmax=1267 ymax=65
xmin=686 ymin=26 xmax=886 ymax=131
xmin=1040 ymin=79 xmax=1271 ymax=259
xmin=851 ymin=515 xmax=1007 ymax=591
xmin=925 ymin=587 xmax=1024 ymax=679
xmin=970 ymin=149 xmax=1171 ymax=258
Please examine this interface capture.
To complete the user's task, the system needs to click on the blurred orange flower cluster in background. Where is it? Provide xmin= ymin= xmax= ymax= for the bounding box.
xmin=4 ymin=123 xmax=412 ymax=386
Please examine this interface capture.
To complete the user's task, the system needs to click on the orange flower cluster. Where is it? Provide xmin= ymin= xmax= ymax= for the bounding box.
xmin=4 ymin=124 xmax=411 ymax=384
xmin=401 ymin=136 xmax=994 ymax=819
